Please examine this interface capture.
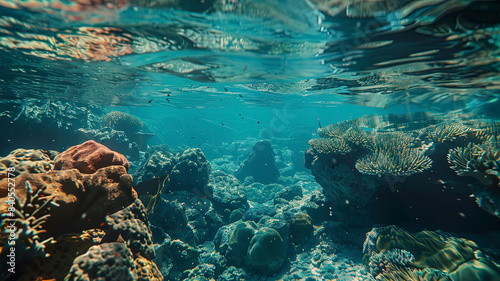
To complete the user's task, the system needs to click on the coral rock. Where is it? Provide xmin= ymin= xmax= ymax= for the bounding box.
xmin=104 ymin=199 xmax=155 ymax=260
xmin=234 ymin=140 xmax=280 ymax=184
xmin=0 ymin=148 xmax=58 ymax=179
xmin=66 ymin=242 xmax=137 ymax=281
xmin=247 ymin=227 xmax=286 ymax=274
xmin=53 ymin=140 xmax=130 ymax=174
xmin=0 ymin=165 xmax=137 ymax=236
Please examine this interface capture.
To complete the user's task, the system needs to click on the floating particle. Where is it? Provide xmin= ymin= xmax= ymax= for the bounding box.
xmin=459 ymin=212 xmax=466 ymax=217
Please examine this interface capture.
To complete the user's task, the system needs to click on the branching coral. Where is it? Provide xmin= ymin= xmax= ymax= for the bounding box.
xmin=448 ymin=137 xmax=500 ymax=218
xmin=355 ymin=147 xmax=432 ymax=177
xmin=422 ymin=122 xmax=474 ymax=143
xmin=317 ymin=119 xmax=358 ymax=139
xmin=101 ymin=111 xmax=144 ymax=135
xmin=308 ymin=138 xmax=352 ymax=155
xmin=344 ymin=126 xmax=374 ymax=150
xmin=0 ymin=182 xmax=59 ymax=268
xmin=355 ymin=133 xmax=431 ymax=177
xmin=448 ymin=137 xmax=500 ymax=185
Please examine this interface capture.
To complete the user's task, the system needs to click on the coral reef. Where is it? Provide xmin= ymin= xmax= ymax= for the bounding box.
xmin=0 ymin=165 xmax=137 ymax=235
xmin=0 ymin=143 xmax=162 ymax=280
xmin=53 ymin=140 xmax=130 ymax=174
xmin=355 ymin=132 xmax=432 ymax=176
xmin=308 ymin=137 xmax=352 ymax=155
xmin=305 ymin=115 xmax=500 ymax=227
xmin=133 ymin=145 xmax=174 ymax=182
xmin=0 ymin=100 xmax=103 ymax=155
xmin=65 ymin=242 xmax=138 ymax=280
xmin=168 ymin=148 xmax=212 ymax=197
xmin=234 ymin=139 xmax=280 ymax=184
xmin=305 ymin=148 xmax=381 ymax=225
xmin=0 ymin=149 xmax=58 ymax=179
xmin=363 ymin=225 xmax=500 ymax=281
xmin=422 ymin=122 xmax=475 ymax=144
xmin=100 ymin=111 xmax=144 ymax=136
xmin=0 ymin=182 xmax=57 ymax=279
xmin=247 ymin=227 xmax=287 ymax=274
xmin=448 ymin=137 xmax=500 ymax=218
xmin=209 ymin=170 xmax=248 ymax=212
xmin=104 ymin=198 xmax=155 ymax=260
xmin=77 ymin=127 xmax=140 ymax=160
xmin=289 ymin=213 xmax=313 ymax=240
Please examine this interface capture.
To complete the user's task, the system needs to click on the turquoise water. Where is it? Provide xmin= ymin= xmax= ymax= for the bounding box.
xmin=1 ymin=1 xmax=500 ymax=280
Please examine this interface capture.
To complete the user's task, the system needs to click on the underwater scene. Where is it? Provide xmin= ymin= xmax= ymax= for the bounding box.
xmin=1 ymin=0 xmax=500 ymax=280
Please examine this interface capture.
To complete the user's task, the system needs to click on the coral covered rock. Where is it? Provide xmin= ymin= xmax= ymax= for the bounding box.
xmin=66 ymin=242 xmax=137 ymax=280
xmin=448 ymin=137 xmax=500 ymax=218
xmin=209 ymin=170 xmax=248 ymax=212
xmin=0 ymin=165 xmax=137 ymax=236
xmin=290 ymin=213 xmax=313 ymax=240
xmin=234 ymin=140 xmax=280 ymax=184
xmin=101 ymin=111 xmax=144 ymax=136
xmin=0 ymin=148 xmax=58 ymax=179
xmin=305 ymin=148 xmax=380 ymax=225
xmin=133 ymin=145 xmax=176 ymax=185
xmin=104 ymin=198 xmax=155 ymax=260
xmin=247 ymin=227 xmax=286 ymax=274
xmin=363 ymin=225 xmax=500 ymax=281
xmin=53 ymin=140 xmax=130 ymax=174
xmin=77 ymin=127 xmax=140 ymax=160
xmin=168 ymin=148 xmax=212 ymax=197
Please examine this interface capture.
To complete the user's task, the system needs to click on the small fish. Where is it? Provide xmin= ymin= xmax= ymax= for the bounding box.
xmin=224 ymin=88 xmax=228 ymax=91
xmin=257 ymin=121 xmax=260 ymax=124
xmin=331 ymin=164 xmax=334 ymax=169
xmin=221 ymin=123 xmax=224 ymax=126
xmin=384 ymin=104 xmax=387 ymax=109
xmin=243 ymin=65 xmax=247 ymax=72
xmin=239 ymin=94 xmax=243 ymax=97
xmin=167 ymin=99 xmax=170 ymax=103
xmin=167 ymin=94 xmax=170 ymax=97
xmin=148 ymin=100 xmax=152 ymax=103
xmin=318 ymin=121 xmax=322 ymax=128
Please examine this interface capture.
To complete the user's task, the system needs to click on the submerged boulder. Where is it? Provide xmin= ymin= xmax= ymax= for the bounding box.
xmin=53 ymin=140 xmax=130 ymax=174
xmin=234 ymin=140 xmax=280 ymax=184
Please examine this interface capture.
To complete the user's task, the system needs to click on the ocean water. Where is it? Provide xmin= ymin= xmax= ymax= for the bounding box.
xmin=1 ymin=1 xmax=500 ymax=280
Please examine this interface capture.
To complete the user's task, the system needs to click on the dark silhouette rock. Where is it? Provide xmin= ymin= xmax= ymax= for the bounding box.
xmin=234 ymin=140 xmax=280 ymax=184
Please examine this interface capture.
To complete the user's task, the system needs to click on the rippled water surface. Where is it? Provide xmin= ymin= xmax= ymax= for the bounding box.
xmin=1 ymin=0 xmax=499 ymax=113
